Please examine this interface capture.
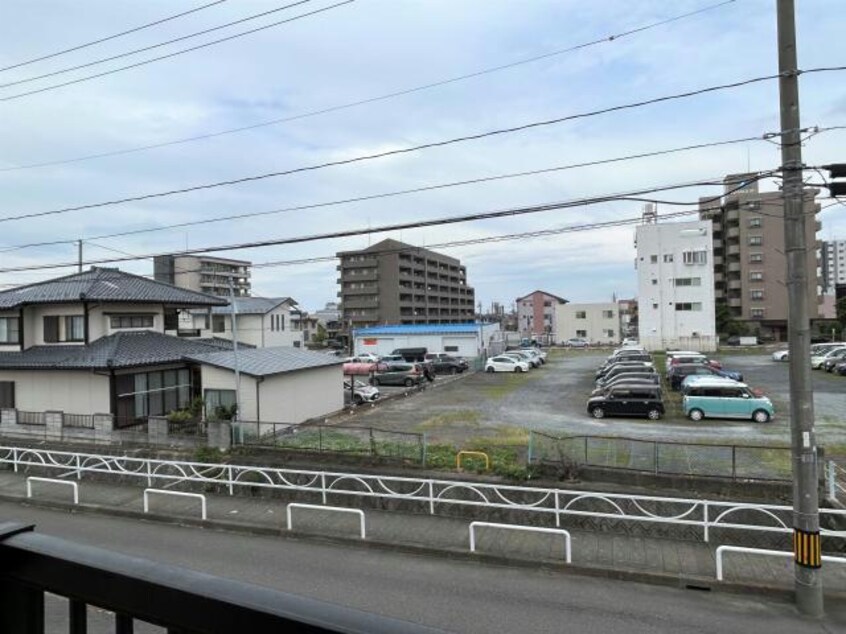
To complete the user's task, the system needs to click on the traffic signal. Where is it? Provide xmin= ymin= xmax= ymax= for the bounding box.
xmin=822 ymin=164 xmax=846 ymax=196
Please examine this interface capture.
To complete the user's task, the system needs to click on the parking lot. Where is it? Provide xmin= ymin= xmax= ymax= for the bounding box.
xmin=344 ymin=349 xmax=846 ymax=455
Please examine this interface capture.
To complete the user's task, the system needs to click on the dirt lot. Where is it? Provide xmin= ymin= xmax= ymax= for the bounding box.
xmin=342 ymin=349 xmax=846 ymax=455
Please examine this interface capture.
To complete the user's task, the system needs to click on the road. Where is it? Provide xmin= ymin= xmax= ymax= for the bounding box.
xmin=3 ymin=500 xmax=844 ymax=633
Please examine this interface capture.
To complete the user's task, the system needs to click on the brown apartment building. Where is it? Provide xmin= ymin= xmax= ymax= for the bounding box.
xmin=336 ymin=239 xmax=476 ymax=327
xmin=699 ymin=173 xmax=821 ymax=341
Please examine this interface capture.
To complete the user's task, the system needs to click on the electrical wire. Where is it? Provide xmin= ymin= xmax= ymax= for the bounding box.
xmin=4 ymin=69 xmax=836 ymax=225
xmin=0 ymin=1 xmax=315 ymax=90
xmin=0 ymin=0 xmax=738 ymax=173
xmin=0 ymin=1 xmax=228 ymax=74
xmin=0 ymin=0 xmax=356 ymax=103
xmin=0 ymin=132 xmax=773 ymax=254
xmin=0 ymin=174 xmax=772 ymax=275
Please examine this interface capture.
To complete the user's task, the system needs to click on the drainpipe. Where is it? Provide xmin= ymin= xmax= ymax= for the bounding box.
xmin=17 ymin=307 xmax=24 ymax=351
xmin=255 ymin=377 xmax=264 ymax=422
xmin=227 ymin=278 xmax=241 ymax=423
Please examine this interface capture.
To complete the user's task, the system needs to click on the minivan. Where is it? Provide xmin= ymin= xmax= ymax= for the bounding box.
xmin=372 ymin=363 xmax=424 ymax=387
xmin=586 ymin=386 xmax=664 ymax=420
xmin=683 ymin=381 xmax=774 ymax=422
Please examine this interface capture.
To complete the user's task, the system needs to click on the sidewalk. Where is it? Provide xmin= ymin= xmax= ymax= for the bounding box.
xmin=1 ymin=469 xmax=844 ymax=596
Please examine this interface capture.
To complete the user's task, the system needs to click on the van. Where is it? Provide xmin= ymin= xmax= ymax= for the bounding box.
xmin=683 ymin=381 xmax=774 ymax=422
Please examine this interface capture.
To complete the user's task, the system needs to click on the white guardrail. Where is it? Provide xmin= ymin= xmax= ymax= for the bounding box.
xmin=1 ymin=446 xmax=845 ymax=545
xmin=143 ymin=488 xmax=207 ymax=520
xmin=287 ymin=503 xmax=366 ymax=539
xmin=470 ymin=522 xmax=571 ymax=563
xmin=26 ymin=476 xmax=79 ymax=505
xmin=716 ymin=545 xmax=846 ymax=581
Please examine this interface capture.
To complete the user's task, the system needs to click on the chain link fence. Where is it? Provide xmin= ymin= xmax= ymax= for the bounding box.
xmin=528 ymin=431 xmax=793 ymax=481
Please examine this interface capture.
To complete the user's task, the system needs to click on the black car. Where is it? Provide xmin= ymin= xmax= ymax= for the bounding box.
xmin=425 ymin=354 xmax=468 ymax=375
xmin=586 ymin=386 xmax=664 ymax=420
xmin=596 ymin=365 xmax=658 ymax=387
xmin=596 ymin=361 xmax=654 ymax=380
xmin=667 ymin=363 xmax=744 ymax=391
xmin=821 ymin=348 xmax=846 ymax=372
xmin=590 ymin=379 xmax=663 ymax=398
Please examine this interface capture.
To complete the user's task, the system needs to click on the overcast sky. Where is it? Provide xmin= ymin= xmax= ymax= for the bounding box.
xmin=0 ymin=0 xmax=843 ymax=311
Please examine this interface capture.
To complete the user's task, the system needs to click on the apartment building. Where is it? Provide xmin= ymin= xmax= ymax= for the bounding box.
xmin=555 ymin=302 xmax=619 ymax=345
xmin=699 ymin=174 xmax=821 ymax=341
xmin=336 ymin=239 xmax=475 ymax=327
xmin=635 ymin=219 xmax=717 ymax=352
xmin=154 ymin=255 xmax=251 ymax=297
xmin=617 ymin=298 xmax=638 ymax=338
xmin=515 ymin=290 xmax=568 ymax=338
xmin=821 ymin=239 xmax=846 ymax=294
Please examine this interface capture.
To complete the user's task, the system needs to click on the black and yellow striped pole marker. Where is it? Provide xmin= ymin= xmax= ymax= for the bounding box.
xmin=793 ymin=528 xmax=822 ymax=569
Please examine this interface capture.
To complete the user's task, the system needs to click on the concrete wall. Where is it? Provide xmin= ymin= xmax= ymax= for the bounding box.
xmin=0 ymin=370 xmax=110 ymax=414
xmin=555 ymin=303 xmax=619 ymax=344
xmin=354 ymin=324 xmax=501 ymax=358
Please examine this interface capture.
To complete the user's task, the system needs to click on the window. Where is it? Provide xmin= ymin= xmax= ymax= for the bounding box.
xmin=673 ymin=277 xmax=702 ymax=287
xmin=543 ymin=301 xmax=552 ymax=307
xmin=0 ymin=381 xmax=14 ymax=408
xmin=682 ymin=250 xmax=708 ymax=265
xmin=576 ymin=330 xmax=587 ymax=338
xmin=110 ymin=315 xmax=154 ymax=329
xmin=750 ymin=308 xmax=765 ymax=318
xmin=43 ymin=316 xmax=59 ymax=343
xmin=212 ymin=315 xmax=226 ymax=333
xmin=65 ymin=316 xmax=84 ymax=342
xmin=604 ymin=329 xmax=615 ymax=338
xmin=602 ymin=310 xmax=614 ymax=319
xmin=749 ymin=236 xmax=763 ymax=246
xmin=651 ymin=279 xmax=658 ymax=285
xmin=204 ymin=389 xmax=236 ymax=419
xmin=277 ymin=314 xmax=285 ymax=331
xmin=575 ymin=311 xmax=586 ymax=319
xmin=444 ymin=346 xmax=459 ymax=352
xmin=650 ymin=255 xmax=658 ymax=263
xmin=116 ymin=368 xmax=192 ymax=423
xmin=663 ymin=254 xmax=674 ymax=263
xmin=749 ymin=271 xmax=764 ymax=282
xmin=0 ymin=317 xmax=20 ymax=344
xmin=652 ymin=303 xmax=659 ymax=309
xmin=749 ymin=217 xmax=762 ymax=228
xmin=749 ymin=253 xmax=763 ymax=263
xmin=750 ymin=290 xmax=765 ymax=301
xmin=675 ymin=303 xmax=703 ymax=311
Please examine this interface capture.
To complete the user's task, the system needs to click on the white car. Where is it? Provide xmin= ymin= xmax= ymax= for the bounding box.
xmin=350 ymin=353 xmax=380 ymax=363
xmin=485 ymin=355 xmax=530 ymax=373
xmin=503 ymin=351 xmax=540 ymax=368
xmin=811 ymin=347 xmax=846 ymax=369
xmin=621 ymin=338 xmax=639 ymax=347
xmin=564 ymin=338 xmax=591 ymax=348
xmin=343 ymin=379 xmax=380 ymax=404
xmin=771 ymin=349 xmax=789 ymax=362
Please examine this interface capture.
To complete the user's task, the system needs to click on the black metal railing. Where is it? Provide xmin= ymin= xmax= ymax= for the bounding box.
xmin=16 ymin=411 xmax=45 ymax=426
xmin=0 ymin=522 xmax=435 ymax=634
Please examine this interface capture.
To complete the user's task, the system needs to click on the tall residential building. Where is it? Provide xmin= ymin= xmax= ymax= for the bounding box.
xmin=635 ymin=218 xmax=717 ymax=352
xmin=699 ymin=174 xmax=821 ymax=341
xmin=154 ymin=255 xmax=251 ymax=297
xmin=821 ymin=239 xmax=846 ymax=293
xmin=336 ymin=239 xmax=475 ymax=327
xmin=515 ymin=290 xmax=569 ymax=338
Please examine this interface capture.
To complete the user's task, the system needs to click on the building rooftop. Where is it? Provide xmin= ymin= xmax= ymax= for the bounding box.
xmin=204 ymin=297 xmax=294 ymax=315
xmin=186 ymin=347 xmax=342 ymax=378
xmin=0 ymin=267 xmax=228 ymax=310
xmin=515 ymin=290 xmax=569 ymax=304
xmin=353 ymin=323 xmax=491 ymax=336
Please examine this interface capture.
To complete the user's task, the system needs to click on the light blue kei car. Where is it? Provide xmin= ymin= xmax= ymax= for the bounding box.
xmin=682 ymin=378 xmax=774 ymax=423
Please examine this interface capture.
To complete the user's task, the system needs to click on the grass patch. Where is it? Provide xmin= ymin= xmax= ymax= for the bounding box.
xmin=417 ymin=409 xmax=481 ymax=430
xmin=481 ymin=372 xmax=532 ymax=399
xmin=425 ymin=442 xmax=535 ymax=480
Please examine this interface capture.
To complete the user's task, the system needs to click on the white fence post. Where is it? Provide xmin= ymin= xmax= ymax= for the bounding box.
xmin=703 ymin=502 xmax=709 ymax=543
xmin=228 ymin=465 xmax=234 ymax=496
xmin=287 ymin=503 xmax=365 ymax=539
xmin=715 ymin=545 xmax=846 ymax=581
xmin=828 ymin=461 xmax=836 ymax=501
xmin=143 ymin=489 xmax=207 ymax=521
xmin=469 ymin=522 xmax=572 ymax=563
xmin=26 ymin=477 xmax=79 ymax=505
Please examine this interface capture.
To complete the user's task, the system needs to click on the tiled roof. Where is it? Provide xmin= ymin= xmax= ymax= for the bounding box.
xmin=186 ymin=347 xmax=342 ymax=378
xmin=0 ymin=267 xmax=228 ymax=310
xmin=205 ymin=297 xmax=293 ymax=315
xmin=353 ymin=323 xmax=489 ymax=336
xmin=0 ymin=331 xmax=248 ymax=370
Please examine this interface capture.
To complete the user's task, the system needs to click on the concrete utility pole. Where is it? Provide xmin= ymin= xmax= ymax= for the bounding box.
xmin=227 ymin=277 xmax=242 ymax=425
xmin=77 ymin=240 xmax=83 ymax=272
xmin=776 ymin=0 xmax=823 ymax=616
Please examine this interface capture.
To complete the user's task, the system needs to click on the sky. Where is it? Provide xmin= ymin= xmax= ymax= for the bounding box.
xmin=0 ymin=0 xmax=844 ymax=312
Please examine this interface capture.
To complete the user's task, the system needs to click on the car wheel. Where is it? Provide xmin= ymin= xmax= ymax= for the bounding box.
xmin=404 ymin=378 xmax=414 ymax=387
xmin=647 ymin=408 xmax=662 ymax=420
xmin=353 ymin=394 xmax=364 ymax=405
xmin=486 ymin=366 xmax=494 ymax=373
xmin=688 ymin=408 xmax=704 ymax=422
xmin=591 ymin=407 xmax=605 ymax=419
xmin=372 ymin=378 xmax=381 ymax=386
xmin=752 ymin=409 xmax=770 ymax=423
xmin=514 ymin=367 xmax=523 ymax=373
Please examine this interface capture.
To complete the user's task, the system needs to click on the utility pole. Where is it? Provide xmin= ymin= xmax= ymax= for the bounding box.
xmin=776 ymin=0 xmax=823 ymax=616
xmin=227 ymin=277 xmax=242 ymax=425
xmin=77 ymin=240 xmax=83 ymax=272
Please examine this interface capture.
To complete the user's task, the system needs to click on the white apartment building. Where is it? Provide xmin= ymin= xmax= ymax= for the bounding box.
xmin=555 ymin=303 xmax=619 ymax=345
xmin=635 ymin=220 xmax=716 ymax=352
xmin=822 ymin=239 xmax=846 ymax=293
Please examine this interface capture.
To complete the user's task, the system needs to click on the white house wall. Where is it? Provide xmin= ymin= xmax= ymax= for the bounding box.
xmin=200 ymin=365 xmax=259 ymax=421
xmin=355 ymin=330 xmax=496 ymax=358
xmin=197 ymin=308 xmax=304 ymax=348
xmin=555 ymin=303 xmax=619 ymax=344
xmin=0 ymin=370 xmax=110 ymax=414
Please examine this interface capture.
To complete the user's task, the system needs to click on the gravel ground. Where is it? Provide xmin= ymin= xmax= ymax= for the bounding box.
xmin=342 ymin=350 xmax=846 ymax=454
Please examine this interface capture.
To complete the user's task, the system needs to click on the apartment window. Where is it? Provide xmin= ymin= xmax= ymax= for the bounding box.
xmin=750 ymin=290 xmax=765 ymax=301
xmin=750 ymin=308 xmax=766 ymax=318
xmin=543 ymin=301 xmax=552 ymax=307
xmin=748 ymin=236 xmax=763 ymax=246
xmin=749 ymin=217 xmax=762 ymax=228
xmin=673 ymin=277 xmax=702 ymax=287
xmin=663 ymin=254 xmax=674 ymax=263
xmin=575 ymin=311 xmax=586 ymax=319
xmin=576 ymin=330 xmax=587 ymax=338
xmin=602 ymin=310 xmax=614 ymax=319
xmin=110 ymin=315 xmax=154 ymax=329
xmin=651 ymin=279 xmax=658 ymax=285
xmin=652 ymin=303 xmax=659 ymax=309
xmin=445 ymin=346 xmax=459 ymax=352
xmin=749 ymin=271 xmax=764 ymax=282
xmin=682 ymin=250 xmax=708 ymax=265
xmin=0 ymin=317 xmax=20 ymax=344
xmin=0 ymin=381 xmax=14 ymax=408
xmin=212 ymin=315 xmax=226 ymax=333
xmin=675 ymin=303 xmax=703 ymax=311
xmin=604 ymin=329 xmax=615 ymax=338
xmin=749 ymin=253 xmax=764 ymax=263
xmin=650 ymin=255 xmax=658 ymax=263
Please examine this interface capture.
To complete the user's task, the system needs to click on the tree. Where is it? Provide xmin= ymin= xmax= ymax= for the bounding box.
xmin=313 ymin=323 xmax=327 ymax=344
xmin=715 ymin=300 xmax=748 ymax=337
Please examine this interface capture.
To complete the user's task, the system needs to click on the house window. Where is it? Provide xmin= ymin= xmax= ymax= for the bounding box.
xmin=0 ymin=381 xmax=14 ymax=408
xmin=115 ymin=368 xmax=192 ymax=424
xmin=204 ymin=389 xmax=236 ymax=420
xmin=749 ymin=217 xmax=762 ymax=228
xmin=749 ymin=253 xmax=763 ymax=263
xmin=0 ymin=317 xmax=20 ymax=344
xmin=576 ymin=330 xmax=587 ymax=338
xmin=650 ymin=255 xmax=658 ymax=263
xmin=750 ymin=308 xmax=765 ymax=318
xmin=110 ymin=315 xmax=154 ymax=329
xmin=682 ymin=250 xmax=708 ymax=265
xmin=750 ymin=290 xmax=765 ymax=301
xmin=65 ymin=316 xmax=84 ymax=342
xmin=749 ymin=271 xmax=764 ymax=282
xmin=749 ymin=236 xmax=763 ymax=246
xmin=277 ymin=314 xmax=285 ymax=331
xmin=575 ymin=311 xmax=586 ymax=319
xmin=652 ymin=303 xmax=659 ymax=309
xmin=43 ymin=316 xmax=60 ymax=343
xmin=673 ymin=277 xmax=702 ymax=287
xmin=602 ymin=310 xmax=614 ymax=319
xmin=675 ymin=303 xmax=703 ymax=311
xmin=212 ymin=315 xmax=226 ymax=333
xmin=663 ymin=254 xmax=674 ymax=263
xmin=543 ymin=301 xmax=552 ymax=307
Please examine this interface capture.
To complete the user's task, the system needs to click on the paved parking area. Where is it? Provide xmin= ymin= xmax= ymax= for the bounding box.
xmin=342 ymin=350 xmax=846 ymax=453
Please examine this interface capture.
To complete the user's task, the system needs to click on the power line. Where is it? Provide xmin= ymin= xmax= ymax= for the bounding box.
xmin=0 ymin=0 xmax=738 ymax=173
xmin=0 ymin=1 xmax=228 ymax=74
xmin=4 ymin=69 xmax=835 ymax=225
xmin=0 ymin=132 xmax=776 ymax=254
xmin=0 ymin=1 xmax=315 ymax=90
xmin=0 ymin=174 xmax=772 ymax=274
xmin=0 ymin=0 xmax=355 ymax=103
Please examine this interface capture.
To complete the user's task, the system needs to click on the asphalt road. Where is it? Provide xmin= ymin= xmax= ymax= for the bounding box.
xmin=4 ymin=500 xmax=844 ymax=633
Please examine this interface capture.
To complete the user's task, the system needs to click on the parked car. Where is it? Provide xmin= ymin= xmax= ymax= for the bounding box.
xmin=391 ymin=347 xmax=428 ymax=362
xmin=621 ymin=338 xmax=639 ymax=347
xmin=596 ymin=360 xmax=654 ymax=379
xmin=503 ymin=351 xmax=541 ymax=368
xmin=371 ymin=363 xmax=425 ymax=387
xmin=772 ymin=349 xmax=789 ymax=362
xmin=598 ymin=353 xmax=652 ymax=369
xmin=343 ymin=379 xmax=380 ymax=404
xmin=667 ymin=363 xmax=743 ymax=391
xmin=564 ymin=338 xmax=590 ymax=348
xmin=485 ymin=355 xmax=530 ymax=373
xmin=680 ymin=375 xmax=742 ymax=395
xmin=353 ymin=353 xmax=380 ymax=363
xmin=424 ymin=353 xmax=468 ymax=375
xmin=519 ymin=347 xmax=547 ymax=363
xmin=596 ymin=365 xmax=658 ymax=387
xmin=836 ymin=360 xmax=846 ymax=376
xmin=596 ymin=372 xmax=661 ymax=391
xmin=683 ymin=380 xmax=774 ymax=422
xmin=811 ymin=346 xmax=846 ymax=369
xmin=586 ymin=385 xmax=664 ymax=420
xmin=590 ymin=378 xmax=662 ymax=397
xmin=379 ymin=354 xmax=406 ymax=366
xmin=820 ymin=348 xmax=846 ymax=372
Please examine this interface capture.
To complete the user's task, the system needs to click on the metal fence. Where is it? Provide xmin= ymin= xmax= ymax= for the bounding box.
xmin=232 ymin=421 xmax=426 ymax=464
xmin=16 ymin=411 xmax=45 ymax=426
xmin=528 ymin=432 xmax=793 ymax=481
xmin=829 ymin=461 xmax=846 ymax=503
xmin=63 ymin=413 xmax=95 ymax=429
